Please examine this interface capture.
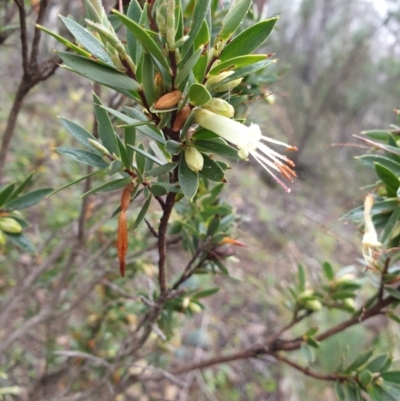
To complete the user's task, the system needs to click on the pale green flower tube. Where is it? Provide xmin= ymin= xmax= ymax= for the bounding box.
xmin=194 ymin=109 xmax=297 ymax=192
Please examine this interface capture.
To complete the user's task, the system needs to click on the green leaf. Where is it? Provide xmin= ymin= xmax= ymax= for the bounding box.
xmin=209 ymin=54 xmax=270 ymax=76
xmin=93 ymin=93 xmax=120 ymax=156
xmin=132 ymin=194 xmax=152 ymax=231
xmin=345 ymin=349 xmax=374 ymax=373
xmin=144 ymin=162 xmax=178 ymax=178
xmin=5 ymin=189 xmax=52 ymax=210
xmin=142 ymin=53 xmax=155 ymax=106
xmin=113 ymin=9 xmax=170 ymax=72
xmin=57 ymin=52 xmax=139 ymax=96
xmin=135 ymin=143 xmax=146 ymax=174
xmin=115 ymin=136 xmax=131 ymax=169
xmin=181 ymin=0 xmax=211 ymax=58
xmin=380 ymin=206 xmax=400 ymax=244
xmin=80 ymin=177 xmax=131 ymax=198
xmin=218 ymin=0 xmax=252 ymax=41
xmin=297 ymin=263 xmax=306 ymax=291
xmin=200 ymin=153 xmax=225 ymax=182
xmin=385 ymin=287 xmax=400 ymax=301
xmin=60 ymin=117 xmax=98 ymax=151
xmin=375 ymin=163 xmax=399 ymax=195
xmin=193 ymin=139 xmax=239 ymax=160
xmin=126 ymin=0 xmax=142 ymax=62
xmin=322 ymin=261 xmax=335 ymax=280
xmin=175 ymin=47 xmax=203 ymax=87
xmin=387 ymin=311 xmax=400 ymax=324
xmin=356 ymin=155 xmax=400 ymax=176
xmin=6 ymin=233 xmax=35 ymax=253
xmin=381 ymin=371 xmax=400 ymax=384
xmin=101 ymin=106 xmax=165 ymax=144
xmin=331 ymin=290 xmax=356 ymax=300
xmin=108 ymin=159 xmax=125 ymax=175
xmin=220 ymin=17 xmax=278 ymax=61
xmin=193 ymin=20 xmax=209 ymax=51
xmin=179 ymin=152 xmax=199 ymax=200
xmin=56 ymin=147 xmax=109 ymax=168
xmin=0 ymin=183 xmax=16 ymax=207
xmin=206 ymin=59 xmax=274 ymax=91
xmin=189 ymin=83 xmax=212 ymax=106
xmin=193 ymin=54 xmax=208 ymax=82
xmin=9 ymin=172 xmax=34 ymax=201
xmin=149 ymin=182 xmax=180 ymax=196
xmin=59 ymin=16 xmax=113 ymax=65
xmin=365 ymin=353 xmax=390 ymax=373
xmin=345 ymin=383 xmax=362 ymax=401
xmin=334 ymin=381 xmax=345 ymax=401
xmin=192 ymin=288 xmax=219 ymax=299
xmin=128 ymin=144 xmax=164 ymax=165
xmin=37 ymin=24 xmax=92 ymax=58
xmin=360 ymin=130 xmax=391 ymax=141
xmin=124 ymin=126 xmax=136 ymax=165
xmin=45 ymin=169 xmax=105 ymax=198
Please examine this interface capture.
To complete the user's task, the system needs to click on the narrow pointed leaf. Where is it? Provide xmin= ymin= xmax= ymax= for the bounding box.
xmin=37 ymin=24 xmax=92 ymax=57
xmin=9 ymin=172 xmax=34 ymax=201
xmin=81 ymin=177 xmax=132 ymax=198
xmin=60 ymin=118 xmax=98 ymax=150
xmin=101 ymin=106 xmax=165 ymax=144
xmin=144 ymin=162 xmax=178 ymax=178
xmin=5 ymin=189 xmax=52 ymax=210
xmin=56 ymin=147 xmax=109 ymax=168
xmin=126 ymin=0 xmax=142 ymax=62
xmin=57 ymin=52 xmax=139 ymax=94
xmin=93 ymin=94 xmax=120 ymax=156
xmin=59 ymin=16 xmax=113 ymax=65
xmin=209 ymin=55 xmax=269 ymax=76
xmin=132 ymin=194 xmax=152 ymax=231
xmin=199 ymin=154 xmax=225 ymax=182
xmin=45 ymin=169 xmax=105 ymax=198
xmin=113 ymin=10 xmax=170 ymax=71
xmin=127 ymin=144 xmax=164 ymax=165
xmin=0 ymin=183 xmax=16 ymax=207
xmin=182 ymin=0 xmax=211 ymax=58
xmin=218 ymin=0 xmax=252 ymax=41
xmin=6 ymin=233 xmax=36 ymax=253
xmin=220 ymin=17 xmax=278 ymax=61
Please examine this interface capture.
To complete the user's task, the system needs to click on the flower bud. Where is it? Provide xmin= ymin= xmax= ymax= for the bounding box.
xmin=88 ymin=139 xmax=111 ymax=156
xmin=304 ymin=299 xmax=322 ymax=311
xmin=342 ymin=298 xmax=356 ymax=311
xmin=202 ymin=98 xmax=234 ymax=118
xmin=172 ymin=105 xmax=191 ymax=131
xmin=0 ymin=217 xmax=22 ymax=234
xmin=154 ymin=73 xmax=164 ymax=101
xmin=205 ymin=71 xmax=242 ymax=92
xmin=154 ymin=90 xmax=181 ymax=110
xmin=185 ymin=147 xmax=204 ymax=172
xmin=182 ymin=297 xmax=190 ymax=310
xmin=188 ymin=302 xmax=202 ymax=314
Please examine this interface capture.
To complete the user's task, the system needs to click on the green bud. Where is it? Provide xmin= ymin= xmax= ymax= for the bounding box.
xmin=342 ymin=298 xmax=356 ymax=311
xmin=156 ymin=1 xmax=168 ymax=34
xmin=304 ymin=299 xmax=322 ymax=312
xmin=0 ymin=217 xmax=22 ymax=234
xmin=88 ymin=139 xmax=111 ymax=156
xmin=188 ymin=302 xmax=202 ymax=314
xmin=205 ymin=71 xmax=242 ymax=92
xmin=185 ymin=147 xmax=204 ymax=172
xmin=202 ymin=98 xmax=234 ymax=118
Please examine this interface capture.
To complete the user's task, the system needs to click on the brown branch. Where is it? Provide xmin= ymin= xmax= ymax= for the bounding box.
xmin=30 ymin=0 xmax=48 ymax=66
xmin=144 ymin=218 xmax=158 ymax=238
xmin=267 ymin=353 xmax=347 ymax=382
xmin=14 ymin=0 xmax=28 ymax=73
xmin=378 ymin=257 xmax=390 ymax=301
xmin=157 ymin=191 xmax=176 ymax=294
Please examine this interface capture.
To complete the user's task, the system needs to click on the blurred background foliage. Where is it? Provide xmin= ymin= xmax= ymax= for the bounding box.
xmin=1 ymin=0 xmax=400 ymax=400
